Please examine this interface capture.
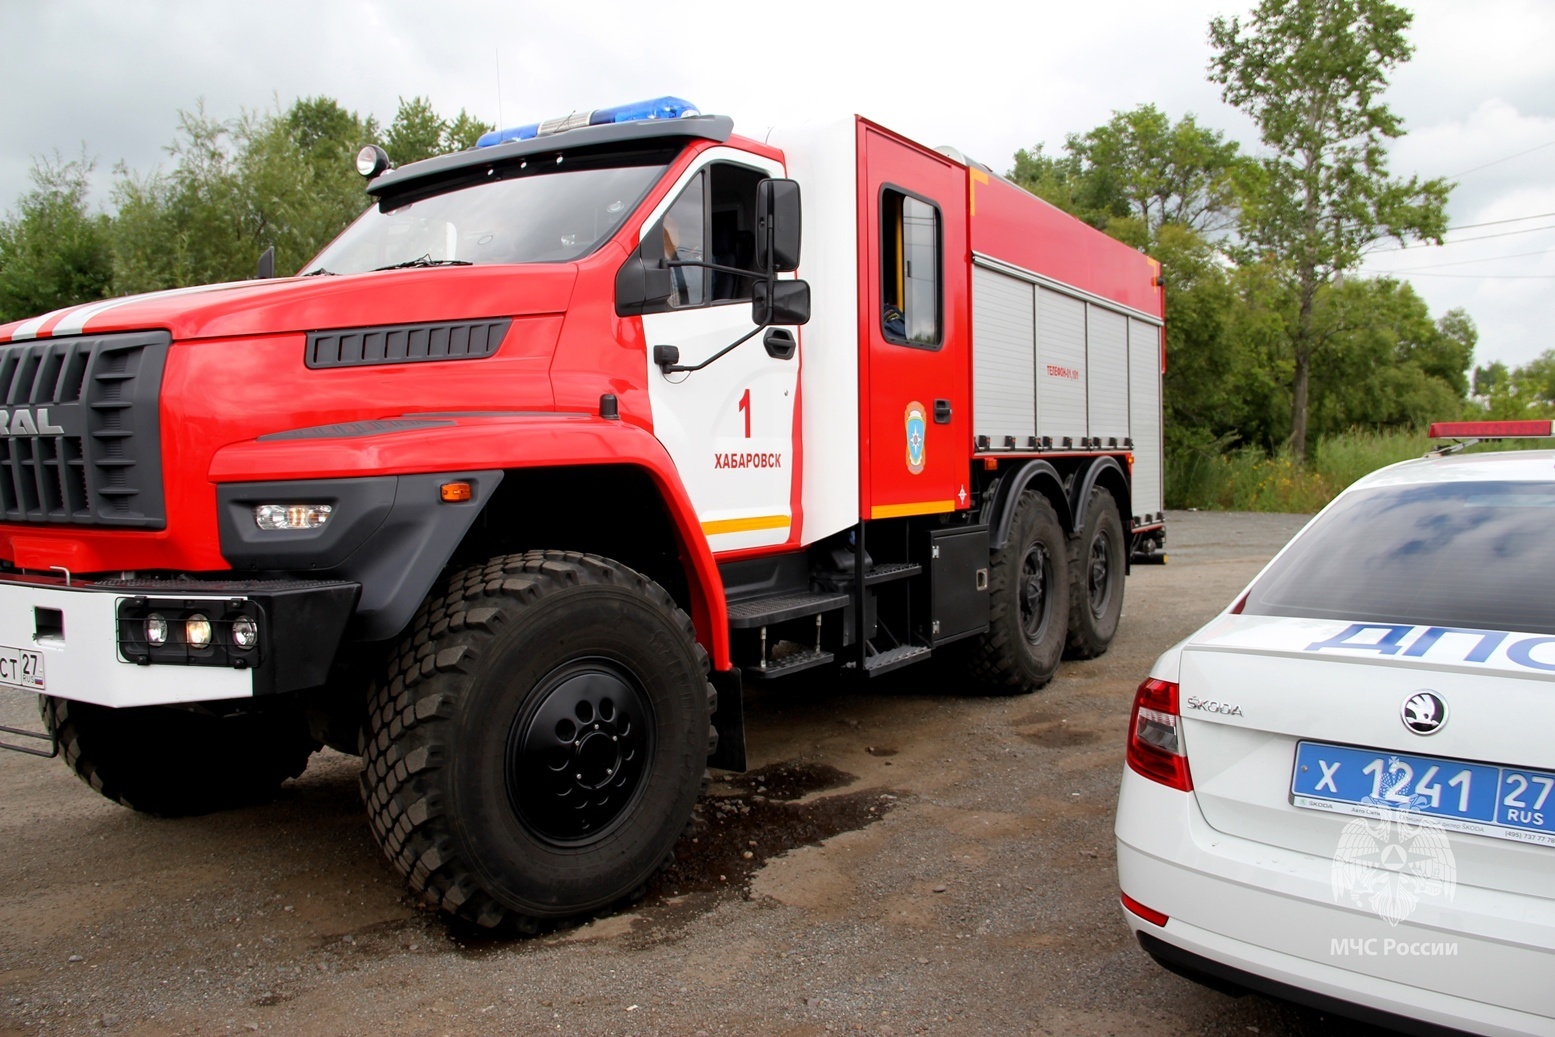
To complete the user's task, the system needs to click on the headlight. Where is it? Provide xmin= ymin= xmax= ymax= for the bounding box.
xmin=145 ymin=613 xmax=168 ymax=646
xmin=254 ymin=504 xmax=333 ymax=531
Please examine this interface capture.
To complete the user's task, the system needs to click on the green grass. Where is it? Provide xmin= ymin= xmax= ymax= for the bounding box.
xmin=1166 ymin=428 xmax=1449 ymax=513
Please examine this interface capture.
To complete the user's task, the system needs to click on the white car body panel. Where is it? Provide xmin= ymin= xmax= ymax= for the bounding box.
xmin=1117 ymin=447 xmax=1555 ymax=1035
xmin=1117 ymin=775 xmax=1555 ymax=1035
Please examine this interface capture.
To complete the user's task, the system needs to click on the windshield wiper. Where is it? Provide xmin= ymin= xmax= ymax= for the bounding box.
xmin=372 ymin=255 xmax=474 ymax=272
xmin=302 ymin=267 xmax=336 ymax=276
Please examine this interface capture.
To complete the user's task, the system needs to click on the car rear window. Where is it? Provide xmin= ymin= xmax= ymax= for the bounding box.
xmin=1241 ymin=480 xmax=1555 ymax=635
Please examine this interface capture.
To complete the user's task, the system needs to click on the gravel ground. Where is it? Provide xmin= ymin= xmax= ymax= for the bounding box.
xmin=0 ymin=509 xmax=1413 ymax=1037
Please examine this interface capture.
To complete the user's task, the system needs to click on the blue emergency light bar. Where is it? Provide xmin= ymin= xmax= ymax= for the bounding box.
xmin=477 ymin=96 xmax=701 ymax=147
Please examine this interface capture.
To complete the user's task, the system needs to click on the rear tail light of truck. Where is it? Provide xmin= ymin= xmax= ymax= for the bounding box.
xmin=1126 ymin=677 xmax=1193 ymax=791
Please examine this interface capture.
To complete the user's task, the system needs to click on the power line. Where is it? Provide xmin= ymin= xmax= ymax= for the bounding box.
xmin=1368 ymin=247 xmax=1555 ymax=273
xmin=1371 ymin=271 xmax=1555 ymax=280
xmin=1447 ymin=210 xmax=1555 ymax=232
xmin=1368 ymin=222 xmax=1555 ymax=253
xmin=1446 ymin=140 xmax=1555 ymax=179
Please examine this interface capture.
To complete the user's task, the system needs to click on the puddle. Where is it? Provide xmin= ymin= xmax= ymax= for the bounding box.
xmin=632 ymin=760 xmax=898 ymax=943
xmin=1012 ymin=712 xmax=1102 ymax=748
xmin=415 ymin=761 xmax=897 ymax=950
xmin=651 ymin=761 xmax=894 ymax=897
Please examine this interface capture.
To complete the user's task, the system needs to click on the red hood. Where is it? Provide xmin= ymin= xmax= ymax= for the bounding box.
xmin=0 ymin=265 xmax=579 ymax=343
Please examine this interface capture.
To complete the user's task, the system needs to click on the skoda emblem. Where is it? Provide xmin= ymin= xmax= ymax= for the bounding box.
xmin=1401 ymin=691 xmax=1448 ymax=736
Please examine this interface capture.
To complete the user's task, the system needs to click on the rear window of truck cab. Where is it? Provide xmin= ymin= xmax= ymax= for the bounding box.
xmin=1240 ymin=480 xmax=1555 ymax=636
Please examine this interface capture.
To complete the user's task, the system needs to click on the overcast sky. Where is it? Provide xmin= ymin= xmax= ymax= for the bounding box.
xmin=3 ymin=0 xmax=1551 ymax=369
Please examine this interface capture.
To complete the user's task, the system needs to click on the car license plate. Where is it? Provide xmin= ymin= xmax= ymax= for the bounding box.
xmin=1292 ymin=740 xmax=1555 ymax=847
xmin=0 ymin=643 xmax=45 ymax=692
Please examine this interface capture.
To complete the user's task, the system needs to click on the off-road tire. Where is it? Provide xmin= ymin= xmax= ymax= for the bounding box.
xmin=962 ymin=490 xmax=1070 ymax=693
xmin=359 ymin=551 xmax=715 ymax=933
xmin=43 ymin=697 xmax=319 ymax=816
xmin=1066 ymin=486 xmax=1126 ymax=659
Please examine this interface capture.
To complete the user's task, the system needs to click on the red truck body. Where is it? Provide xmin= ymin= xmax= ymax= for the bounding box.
xmin=0 ymin=100 xmax=1163 ymax=930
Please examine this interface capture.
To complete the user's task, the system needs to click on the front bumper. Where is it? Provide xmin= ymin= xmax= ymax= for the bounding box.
xmin=1114 ymin=768 xmax=1555 ymax=1036
xmin=0 ymin=572 xmax=357 ymax=708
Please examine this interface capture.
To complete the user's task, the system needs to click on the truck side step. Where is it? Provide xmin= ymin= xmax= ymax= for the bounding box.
xmin=727 ymin=591 xmax=849 ymax=629
xmin=846 ymin=644 xmax=932 ymax=677
xmin=745 ymin=647 xmax=836 ymax=680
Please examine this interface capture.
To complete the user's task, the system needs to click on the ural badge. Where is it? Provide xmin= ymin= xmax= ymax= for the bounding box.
xmin=905 ymin=401 xmax=926 ymax=475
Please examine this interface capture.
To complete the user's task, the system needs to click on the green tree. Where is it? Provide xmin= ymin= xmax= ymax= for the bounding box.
xmin=1009 ymin=142 xmax=1124 ymax=233
xmin=384 ymin=96 xmax=447 ymax=165
xmin=1012 ymin=106 xmax=1243 ymax=250
xmin=1065 ymin=105 xmax=1243 ymax=242
xmin=445 ymin=109 xmax=495 ymax=152
xmin=1305 ymin=278 xmax=1470 ymax=435
xmin=110 ymin=97 xmax=380 ymax=290
xmin=1210 ymin=0 xmax=1451 ymax=459
xmin=0 ymin=152 xmax=113 ymax=322
xmin=384 ymin=98 xmax=494 ymax=165
xmin=109 ymin=104 xmax=250 ymax=293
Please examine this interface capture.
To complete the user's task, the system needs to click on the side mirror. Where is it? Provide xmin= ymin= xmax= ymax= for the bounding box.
xmin=756 ymin=179 xmax=801 ymax=274
xmin=614 ymin=228 xmax=674 ymax=315
xmin=753 ymin=279 xmax=811 ymax=326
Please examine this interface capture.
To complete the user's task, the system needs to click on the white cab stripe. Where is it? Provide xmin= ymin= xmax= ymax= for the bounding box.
xmin=49 ymin=279 xmax=252 ymax=336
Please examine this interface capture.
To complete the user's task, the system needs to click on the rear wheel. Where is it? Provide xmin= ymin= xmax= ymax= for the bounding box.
xmin=44 ymin=697 xmax=319 ymax=816
xmin=359 ymin=551 xmax=713 ymax=932
xmin=1066 ymin=486 xmax=1126 ymax=658
xmin=964 ymin=491 xmax=1070 ymax=693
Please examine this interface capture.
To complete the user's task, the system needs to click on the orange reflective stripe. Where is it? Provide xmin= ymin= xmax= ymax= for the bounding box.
xmin=701 ymin=515 xmax=791 ymax=536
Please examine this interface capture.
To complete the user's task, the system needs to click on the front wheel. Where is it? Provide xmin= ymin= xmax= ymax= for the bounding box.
xmin=963 ymin=491 xmax=1070 ymax=693
xmin=359 ymin=551 xmax=714 ymax=932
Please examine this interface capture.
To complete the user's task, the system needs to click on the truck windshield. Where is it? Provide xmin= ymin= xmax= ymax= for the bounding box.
xmin=305 ymin=155 xmax=669 ymax=274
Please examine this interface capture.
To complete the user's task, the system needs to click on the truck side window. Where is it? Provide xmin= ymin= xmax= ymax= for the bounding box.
xmin=880 ymin=188 xmax=942 ymax=349
xmin=709 ymin=164 xmax=765 ymax=302
xmin=662 ymin=173 xmax=707 ymax=308
xmin=648 ymin=163 xmax=768 ymax=313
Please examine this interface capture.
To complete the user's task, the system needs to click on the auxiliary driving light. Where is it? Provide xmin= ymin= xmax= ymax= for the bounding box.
xmin=145 ymin=613 xmax=169 ymax=646
xmin=254 ymin=503 xmax=333 ymax=531
xmin=229 ymin=614 xmax=259 ymax=649
xmin=185 ymin=614 xmax=213 ymax=649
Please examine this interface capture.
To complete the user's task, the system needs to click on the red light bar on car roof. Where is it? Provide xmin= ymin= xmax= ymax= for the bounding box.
xmin=1428 ymin=420 xmax=1555 ymax=439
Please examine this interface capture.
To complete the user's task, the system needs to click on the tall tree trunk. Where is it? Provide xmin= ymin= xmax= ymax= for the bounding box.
xmin=1289 ymin=351 xmax=1310 ymax=462
xmin=1288 ymin=284 xmax=1317 ymax=462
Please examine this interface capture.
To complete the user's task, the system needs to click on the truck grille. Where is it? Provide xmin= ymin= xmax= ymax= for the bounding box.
xmin=0 ymin=331 xmax=168 ymax=528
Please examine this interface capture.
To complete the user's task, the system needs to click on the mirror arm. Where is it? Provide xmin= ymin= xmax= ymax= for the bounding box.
xmin=664 ymin=258 xmax=760 ymax=278
xmin=655 ymin=323 xmax=767 ymax=375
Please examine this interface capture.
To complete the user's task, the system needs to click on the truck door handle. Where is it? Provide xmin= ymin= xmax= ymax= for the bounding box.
xmin=934 ymin=399 xmax=951 ymax=424
xmin=763 ymin=329 xmax=797 ymax=360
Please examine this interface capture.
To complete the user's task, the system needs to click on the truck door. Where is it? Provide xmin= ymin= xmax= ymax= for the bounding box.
xmin=860 ymin=125 xmax=971 ymax=520
xmin=640 ymin=150 xmax=800 ymax=554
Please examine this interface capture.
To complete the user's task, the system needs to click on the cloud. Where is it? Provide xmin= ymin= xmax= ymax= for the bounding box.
xmin=1 ymin=0 xmax=1548 ymax=366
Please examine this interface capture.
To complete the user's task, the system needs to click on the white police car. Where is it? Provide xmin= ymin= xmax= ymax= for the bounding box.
xmin=1115 ymin=422 xmax=1555 ymax=1036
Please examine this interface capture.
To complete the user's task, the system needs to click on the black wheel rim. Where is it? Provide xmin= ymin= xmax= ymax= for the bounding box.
xmin=1019 ymin=542 xmax=1052 ymax=644
xmin=505 ymin=659 xmax=654 ymax=846
xmin=1088 ymin=530 xmax=1113 ymax=618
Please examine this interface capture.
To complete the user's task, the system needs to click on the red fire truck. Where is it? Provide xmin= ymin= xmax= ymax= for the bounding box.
xmin=0 ymin=97 xmax=1164 ymax=931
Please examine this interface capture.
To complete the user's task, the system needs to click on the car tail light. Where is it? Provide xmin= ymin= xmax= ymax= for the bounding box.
xmin=1126 ymin=677 xmax=1193 ymax=791
xmin=1121 ymin=891 xmax=1169 ymax=927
